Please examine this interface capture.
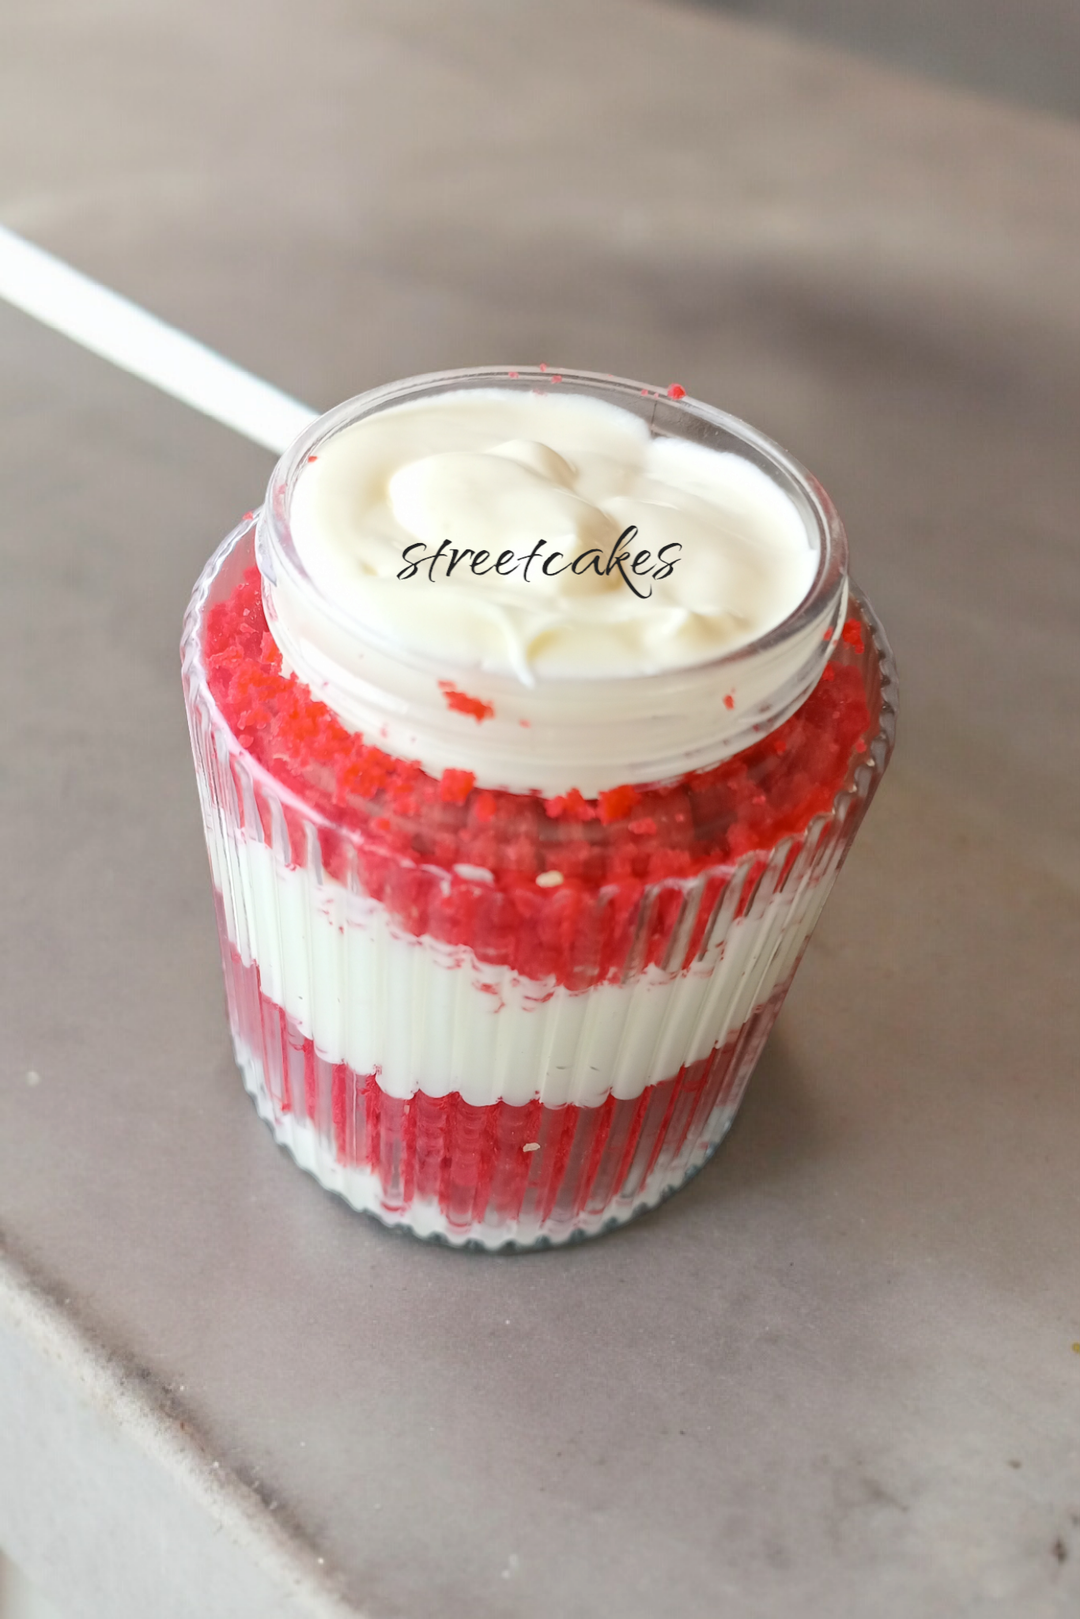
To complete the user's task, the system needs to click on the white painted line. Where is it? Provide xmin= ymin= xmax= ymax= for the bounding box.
xmin=0 ymin=224 xmax=319 ymax=453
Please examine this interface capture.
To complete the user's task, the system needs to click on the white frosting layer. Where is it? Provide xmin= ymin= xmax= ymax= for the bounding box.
xmin=209 ymin=817 xmax=842 ymax=1111
xmin=288 ymin=390 xmax=814 ymax=682
xmin=264 ymin=388 xmax=842 ymax=796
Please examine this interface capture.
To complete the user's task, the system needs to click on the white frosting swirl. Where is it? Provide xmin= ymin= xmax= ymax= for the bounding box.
xmin=287 ymin=391 xmax=814 ymax=682
xmin=262 ymin=386 xmax=843 ymax=796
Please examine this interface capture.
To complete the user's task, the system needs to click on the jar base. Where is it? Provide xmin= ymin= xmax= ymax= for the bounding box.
xmin=237 ymin=1043 xmax=738 ymax=1251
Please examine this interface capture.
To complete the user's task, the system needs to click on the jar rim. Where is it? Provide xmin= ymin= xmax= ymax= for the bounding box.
xmin=256 ymin=365 xmax=847 ymax=687
xmin=253 ymin=367 xmax=850 ymax=795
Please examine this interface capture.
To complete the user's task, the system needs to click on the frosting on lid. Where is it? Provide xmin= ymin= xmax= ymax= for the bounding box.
xmin=287 ymin=390 xmax=815 ymax=683
xmin=259 ymin=379 xmax=845 ymax=797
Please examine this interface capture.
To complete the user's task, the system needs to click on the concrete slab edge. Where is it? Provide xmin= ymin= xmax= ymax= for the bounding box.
xmin=0 ymin=1240 xmax=364 ymax=1619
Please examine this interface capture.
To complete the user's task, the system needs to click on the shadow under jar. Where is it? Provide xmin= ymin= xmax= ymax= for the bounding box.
xmin=181 ymin=368 xmax=896 ymax=1250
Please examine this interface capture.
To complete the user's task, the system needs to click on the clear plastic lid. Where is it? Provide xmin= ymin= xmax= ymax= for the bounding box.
xmin=255 ymin=367 xmax=848 ymax=796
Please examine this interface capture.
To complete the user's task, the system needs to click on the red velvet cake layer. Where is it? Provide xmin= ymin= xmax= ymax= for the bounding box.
xmin=219 ymin=928 xmax=785 ymax=1236
xmin=202 ymin=570 xmax=875 ymax=990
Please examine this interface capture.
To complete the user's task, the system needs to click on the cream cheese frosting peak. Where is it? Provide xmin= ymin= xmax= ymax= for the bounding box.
xmin=286 ymin=389 xmax=815 ymax=683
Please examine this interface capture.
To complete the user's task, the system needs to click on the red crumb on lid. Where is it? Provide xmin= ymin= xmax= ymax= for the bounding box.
xmin=722 ymin=694 xmax=735 ymax=711
xmin=438 ymin=681 xmax=495 ymax=723
xmin=539 ymin=362 xmax=548 ymax=372
xmin=666 ymin=384 xmax=686 ymax=400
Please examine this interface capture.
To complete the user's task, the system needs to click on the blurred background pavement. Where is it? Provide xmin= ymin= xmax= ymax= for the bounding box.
xmin=696 ymin=0 xmax=1080 ymax=117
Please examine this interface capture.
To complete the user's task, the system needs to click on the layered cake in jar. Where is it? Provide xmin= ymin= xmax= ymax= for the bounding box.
xmin=181 ymin=367 xmax=896 ymax=1249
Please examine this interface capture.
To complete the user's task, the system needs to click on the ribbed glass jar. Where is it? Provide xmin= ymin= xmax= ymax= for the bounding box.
xmin=181 ymin=372 xmax=896 ymax=1250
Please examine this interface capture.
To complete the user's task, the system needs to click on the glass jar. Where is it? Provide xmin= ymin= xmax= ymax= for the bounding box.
xmin=181 ymin=368 xmax=897 ymax=1249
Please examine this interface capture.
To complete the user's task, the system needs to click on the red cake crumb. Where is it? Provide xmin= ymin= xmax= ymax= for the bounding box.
xmin=543 ymin=787 xmax=597 ymax=823
xmin=203 ymin=568 xmax=875 ymax=981
xmin=667 ymin=384 xmax=686 ymax=399
xmin=440 ymin=769 xmax=476 ymax=805
xmin=598 ymin=783 xmax=641 ymax=825
xmin=438 ymin=681 xmax=495 ymax=722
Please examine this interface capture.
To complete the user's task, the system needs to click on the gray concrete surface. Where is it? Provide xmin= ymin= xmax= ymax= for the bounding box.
xmin=1 ymin=2 xmax=1078 ymax=1616
xmin=694 ymin=0 xmax=1080 ymax=119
